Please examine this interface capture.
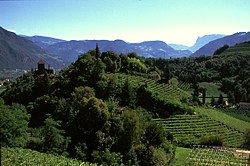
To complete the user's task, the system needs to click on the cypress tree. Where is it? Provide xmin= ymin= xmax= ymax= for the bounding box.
xmin=218 ymin=94 xmax=224 ymax=106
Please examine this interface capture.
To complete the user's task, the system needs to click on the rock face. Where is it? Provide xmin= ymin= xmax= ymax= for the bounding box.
xmin=191 ymin=32 xmax=250 ymax=57
xmin=0 ymin=27 xmax=65 ymax=70
xmin=189 ymin=34 xmax=225 ymax=53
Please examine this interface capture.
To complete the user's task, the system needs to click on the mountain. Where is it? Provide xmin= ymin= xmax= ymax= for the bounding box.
xmin=24 ymin=36 xmax=66 ymax=49
xmin=28 ymin=38 xmax=192 ymax=62
xmin=168 ymin=44 xmax=189 ymax=50
xmin=191 ymin=32 xmax=250 ymax=57
xmin=189 ymin=34 xmax=225 ymax=52
xmin=0 ymin=27 xmax=65 ymax=70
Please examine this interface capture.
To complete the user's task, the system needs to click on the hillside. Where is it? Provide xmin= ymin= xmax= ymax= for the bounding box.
xmin=0 ymin=27 xmax=65 ymax=70
xmin=192 ymin=32 xmax=250 ymax=56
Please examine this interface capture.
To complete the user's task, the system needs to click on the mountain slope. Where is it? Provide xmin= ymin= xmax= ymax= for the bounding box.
xmin=189 ymin=34 xmax=225 ymax=52
xmin=192 ymin=32 xmax=250 ymax=56
xmin=24 ymin=35 xmax=66 ymax=49
xmin=0 ymin=27 xmax=65 ymax=70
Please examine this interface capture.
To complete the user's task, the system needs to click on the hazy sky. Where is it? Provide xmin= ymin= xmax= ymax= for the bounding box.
xmin=1 ymin=0 xmax=250 ymax=46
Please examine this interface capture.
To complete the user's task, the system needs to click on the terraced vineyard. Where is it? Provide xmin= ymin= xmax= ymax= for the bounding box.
xmin=178 ymin=82 xmax=191 ymax=92
xmin=186 ymin=145 xmax=249 ymax=166
xmin=1 ymin=147 xmax=97 ymax=166
xmin=154 ymin=114 xmax=245 ymax=147
xmin=109 ymin=73 xmax=190 ymax=101
xmin=218 ymin=108 xmax=250 ymax=123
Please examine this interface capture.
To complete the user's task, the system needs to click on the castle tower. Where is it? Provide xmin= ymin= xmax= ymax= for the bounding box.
xmin=37 ymin=59 xmax=45 ymax=74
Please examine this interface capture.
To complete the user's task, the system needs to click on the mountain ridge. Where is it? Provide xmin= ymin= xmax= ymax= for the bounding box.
xmin=25 ymin=36 xmax=192 ymax=62
xmin=191 ymin=32 xmax=250 ymax=56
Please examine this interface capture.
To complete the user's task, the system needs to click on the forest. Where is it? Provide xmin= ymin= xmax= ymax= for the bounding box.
xmin=1 ymin=42 xmax=250 ymax=165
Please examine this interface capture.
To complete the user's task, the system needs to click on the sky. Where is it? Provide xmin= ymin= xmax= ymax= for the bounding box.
xmin=1 ymin=0 xmax=250 ymax=46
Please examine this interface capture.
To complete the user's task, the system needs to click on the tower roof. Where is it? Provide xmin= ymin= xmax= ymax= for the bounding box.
xmin=38 ymin=59 xmax=45 ymax=64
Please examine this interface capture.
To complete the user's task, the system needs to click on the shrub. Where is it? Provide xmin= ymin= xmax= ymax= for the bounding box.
xmin=199 ymin=134 xmax=224 ymax=146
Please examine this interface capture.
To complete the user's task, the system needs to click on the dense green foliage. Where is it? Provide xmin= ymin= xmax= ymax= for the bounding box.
xmin=1 ymin=147 xmax=96 ymax=166
xmin=1 ymin=49 xmax=177 ymax=165
xmin=0 ymin=98 xmax=30 ymax=147
xmin=1 ymin=42 xmax=249 ymax=165
xmin=153 ymin=42 xmax=250 ymax=103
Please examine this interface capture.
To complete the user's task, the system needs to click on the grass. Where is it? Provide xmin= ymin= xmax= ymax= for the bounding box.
xmin=199 ymin=82 xmax=226 ymax=97
xmin=194 ymin=107 xmax=250 ymax=133
xmin=171 ymin=147 xmax=191 ymax=166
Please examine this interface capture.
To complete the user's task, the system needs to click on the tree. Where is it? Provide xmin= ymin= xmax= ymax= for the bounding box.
xmin=227 ymin=91 xmax=235 ymax=104
xmin=27 ymin=114 xmax=70 ymax=156
xmin=210 ymin=96 xmax=215 ymax=106
xmin=0 ymin=100 xmax=30 ymax=147
xmin=244 ymin=129 xmax=250 ymax=149
xmin=163 ymin=62 xmax=170 ymax=83
xmin=217 ymin=94 xmax=224 ymax=106
xmin=40 ymin=114 xmax=70 ymax=155
xmin=95 ymin=43 xmax=100 ymax=58
xmin=213 ymin=44 xmax=229 ymax=55
xmin=241 ymin=91 xmax=248 ymax=102
xmin=201 ymin=88 xmax=206 ymax=104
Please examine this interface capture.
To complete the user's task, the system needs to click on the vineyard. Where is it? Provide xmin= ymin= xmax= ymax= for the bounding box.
xmin=1 ymin=147 xmax=97 ymax=166
xmin=154 ymin=114 xmax=245 ymax=147
xmin=109 ymin=73 xmax=190 ymax=101
xmin=194 ymin=108 xmax=250 ymax=133
xmin=186 ymin=145 xmax=250 ymax=166
xmin=218 ymin=108 xmax=250 ymax=123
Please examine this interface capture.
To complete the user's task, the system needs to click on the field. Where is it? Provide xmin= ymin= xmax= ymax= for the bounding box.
xmin=154 ymin=114 xmax=245 ymax=147
xmin=1 ymin=147 xmax=96 ymax=166
xmin=186 ymin=145 xmax=249 ymax=166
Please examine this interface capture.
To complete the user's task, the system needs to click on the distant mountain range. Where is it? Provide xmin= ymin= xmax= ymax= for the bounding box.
xmin=1 ymin=26 xmax=250 ymax=70
xmin=0 ymin=27 xmax=65 ymax=70
xmin=26 ymin=36 xmax=192 ymax=63
xmin=191 ymin=32 xmax=250 ymax=56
